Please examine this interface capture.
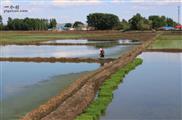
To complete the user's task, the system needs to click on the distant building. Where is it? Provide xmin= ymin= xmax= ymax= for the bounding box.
xmin=55 ymin=23 xmax=92 ymax=31
xmin=175 ymin=25 xmax=182 ymax=30
xmin=158 ymin=26 xmax=175 ymax=30
xmin=56 ymin=23 xmax=67 ymax=31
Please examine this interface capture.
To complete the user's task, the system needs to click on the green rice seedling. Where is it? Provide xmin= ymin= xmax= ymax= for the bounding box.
xmin=123 ymin=67 xmax=130 ymax=74
xmin=101 ymin=82 xmax=118 ymax=90
xmin=99 ymin=90 xmax=113 ymax=98
xmin=100 ymin=85 xmax=116 ymax=91
xmin=88 ymin=102 xmax=107 ymax=113
xmin=84 ymin=106 xmax=103 ymax=119
xmin=102 ymin=80 xmax=119 ymax=87
xmin=110 ymin=76 xmax=123 ymax=82
xmin=110 ymin=75 xmax=122 ymax=81
xmin=96 ymin=97 xmax=112 ymax=104
xmin=134 ymin=58 xmax=143 ymax=65
xmin=100 ymin=82 xmax=119 ymax=90
xmin=75 ymin=114 xmax=94 ymax=120
xmin=83 ymin=111 xmax=99 ymax=119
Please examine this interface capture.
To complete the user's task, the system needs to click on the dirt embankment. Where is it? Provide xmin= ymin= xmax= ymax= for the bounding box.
xmin=21 ymin=34 xmax=156 ymax=120
xmin=1 ymin=42 xmax=141 ymax=46
xmin=0 ymin=57 xmax=114 ymax=63
xmin=146 ymin=49 xmax=182 ymax=53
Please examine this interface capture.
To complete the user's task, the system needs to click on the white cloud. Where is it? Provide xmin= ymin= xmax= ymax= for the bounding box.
xmin=129 ymin=0 xmax=181 ymax=2
xmin=128 ymin=0 xmax=181 ymax=6
xmin=52 ymin=0 xmax=102 ymax=6
xmin=1 ymin=0 xmax=181 ymax=6
xmin=1 ymin=0 xmax=12 ymax=5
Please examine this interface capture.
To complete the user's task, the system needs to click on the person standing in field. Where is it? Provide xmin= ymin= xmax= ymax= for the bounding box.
xmin=99 ymin=48 xmax=105 ymax=58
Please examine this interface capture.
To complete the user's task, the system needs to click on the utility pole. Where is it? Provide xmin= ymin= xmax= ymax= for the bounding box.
xmin=178 ymin=6 xmax=181 ymax=25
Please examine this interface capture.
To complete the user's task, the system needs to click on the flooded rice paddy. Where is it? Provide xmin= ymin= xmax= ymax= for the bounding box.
xmin=101 ymin=52 xmax=181 ymax=120
xmin=0 ymin=62 xmax=100 ymax=120
xmin=0 ymin=39 xmax=139 ymax=120
xmin=43 ymin=39 xmax=140 ymax=44
xmin=0 ymin=45 xmax=133 ymax=58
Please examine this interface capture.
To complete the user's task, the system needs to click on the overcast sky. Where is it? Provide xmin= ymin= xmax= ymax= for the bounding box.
xmin=0 ymin=0 xmax=181 ymax=24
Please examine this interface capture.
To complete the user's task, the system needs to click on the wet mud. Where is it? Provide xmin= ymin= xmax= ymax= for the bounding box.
xmin=0 ymin=57 xmax=115 ymax=63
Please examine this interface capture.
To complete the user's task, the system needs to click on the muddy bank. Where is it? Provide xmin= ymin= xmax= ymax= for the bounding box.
xmin=0 ymin=42 xmax=141 ymax=46
xmin=0 ymin=57 xmax=114 ymax=63
xmin=21 ymin=36 xmax=156 ymax=120
xmin=146 ymin=49 xmax=182 ymax=53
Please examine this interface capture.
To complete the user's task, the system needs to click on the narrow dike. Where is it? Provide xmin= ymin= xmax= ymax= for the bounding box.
xmin=21 ymin=37 xmax=154 ymax=120
xmin=75 ymin=58 xmax=143 ymax=120
xmin=0 ymin=57 xmax=114 ymax=63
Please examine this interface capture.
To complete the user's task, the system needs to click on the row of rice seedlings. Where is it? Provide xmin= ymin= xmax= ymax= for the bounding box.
xmin=75 ymin=58 xmax=143 ymax=120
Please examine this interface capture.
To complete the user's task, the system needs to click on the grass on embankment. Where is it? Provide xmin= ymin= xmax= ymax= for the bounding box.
xmin=75 ymin=58 xmax=143 ymax=120
xmin=0 ymin=31 xmax=98 ymax=44
xmin=149 ymin=34 xmax=182 ymax=49
xmin=0 ymin=31 xmax=156 ymax=45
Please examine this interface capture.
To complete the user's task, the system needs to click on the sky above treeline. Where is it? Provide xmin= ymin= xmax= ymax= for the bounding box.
xmin=0 ymin=0 xmax=181 ymax=24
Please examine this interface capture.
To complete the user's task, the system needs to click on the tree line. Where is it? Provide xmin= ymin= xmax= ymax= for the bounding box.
xmin=0 ymin=13 xmax=178 ymax=31
xmin=87 ymin=13 xmax=178 ymax=30
xmin=0 ymin=16 xmax=57 ymax=30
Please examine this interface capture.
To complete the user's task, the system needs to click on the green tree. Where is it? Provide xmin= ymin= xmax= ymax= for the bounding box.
xmin=73 ymin=21 xmax=84 ymax=28
xmin=0 ymin=15 xmax=3 ymax=30
xmin=149 ymin=15 xmax=166 ymax=29
xmin=166 ymin=18 xmax=177 ymax=26
xmin=6 ymin=17 xmax=49 ymax=30
xmin=64 ymin=23 xmax=72 ymax=28
xmin=7 ymin=17 xmax=13 ymax=30
xmin=120 ymin=19 xmax=130 ymax=30
xmin=49 ymin=18 xmax=57 ymax=28
xmin=129 ymin=13 xmax=151 ymax=30
xmin=87 ymin=13 xmax=120 ymax=30
xmin=149 ymin=15 xmax=177 ymax=29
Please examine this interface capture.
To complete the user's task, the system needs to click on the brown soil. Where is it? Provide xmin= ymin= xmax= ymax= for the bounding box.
xmin=1 ymin=42 xmax=141 ymax=46
xmin=0 ymin=57 xmax=114 ymax=63
xmin=146 ymin=49 xmax=182 ymax=53
xmin=21 ymin=33 xmax=156 ymax=120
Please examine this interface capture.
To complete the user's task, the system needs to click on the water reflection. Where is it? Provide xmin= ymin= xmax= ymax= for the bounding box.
xmin=43 ymin=39 xmax=140 ymax=45
xmin=101 ymin=52 xmax=181 ymax=120
xmin=0 ymin=45 xmax=133 ymax=58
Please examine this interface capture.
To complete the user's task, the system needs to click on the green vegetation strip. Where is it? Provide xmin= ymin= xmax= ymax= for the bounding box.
xmin=75 ymin=58 xmax=143 ymax=120
xmin=149 ymin=34 xmax=182 ymax=49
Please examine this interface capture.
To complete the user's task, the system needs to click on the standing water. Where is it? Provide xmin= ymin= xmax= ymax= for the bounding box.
xmin=0 ymin=45 xmax=134 ymax=58
xmin=101 ymin=52 xmax=181 ymax=120
xmin=0 ymin=62 xmax=100 ymax=120
xmin=42 ymin=39 xmax=140 ymax=44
